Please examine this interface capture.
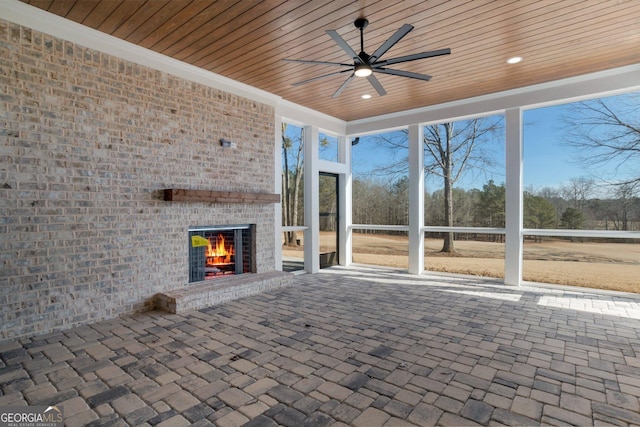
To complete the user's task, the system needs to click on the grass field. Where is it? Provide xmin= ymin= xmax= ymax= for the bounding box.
xmin=283 ymin=232 xmax=640 ymax=294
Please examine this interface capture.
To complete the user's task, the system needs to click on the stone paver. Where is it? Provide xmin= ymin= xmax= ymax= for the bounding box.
xmin=2 ymin=265 xmax=640 ymax=426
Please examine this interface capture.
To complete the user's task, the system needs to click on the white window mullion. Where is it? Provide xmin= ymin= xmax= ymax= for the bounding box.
xmin=274 ymin=115 xmax=283 ymax=271
xmin=408 ymin=124 xmax=425 ymax=274
xmin=504 ymin=108 xmax=523 ymax=285
xmin=304 ymin=125 xmax=320 ymax=273
xmin=339 ymin=136 xmax=352 ymax=266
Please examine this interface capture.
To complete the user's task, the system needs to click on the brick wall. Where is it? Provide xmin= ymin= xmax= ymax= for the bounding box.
xmin=0 ymin=20 xmax=277 ymax=340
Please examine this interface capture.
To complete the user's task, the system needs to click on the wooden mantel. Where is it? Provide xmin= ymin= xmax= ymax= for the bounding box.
xmin=164 ymin=189 xmax=280 ymax=204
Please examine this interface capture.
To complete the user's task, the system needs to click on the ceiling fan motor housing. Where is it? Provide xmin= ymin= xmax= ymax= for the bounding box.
xmin=354 ymin=18 xmax=369 ymax=30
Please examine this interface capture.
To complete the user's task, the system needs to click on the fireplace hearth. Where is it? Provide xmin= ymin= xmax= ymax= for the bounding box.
xmin=188 ymin=225 xmax=255 ymax=283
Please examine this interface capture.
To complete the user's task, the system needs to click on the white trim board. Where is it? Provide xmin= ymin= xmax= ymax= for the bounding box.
xmin=347 ymin=64 xmax=640 ymax=135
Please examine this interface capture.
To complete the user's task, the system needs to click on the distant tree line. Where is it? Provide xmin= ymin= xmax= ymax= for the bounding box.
xmin=352 ymin=177 xmax=640 ymax=233
xmin=353 ymin=176 xmax=410 ymax=230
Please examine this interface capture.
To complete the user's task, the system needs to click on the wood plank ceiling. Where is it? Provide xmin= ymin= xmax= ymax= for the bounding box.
xmin=20 ymin=0 xmax=640 ymax=122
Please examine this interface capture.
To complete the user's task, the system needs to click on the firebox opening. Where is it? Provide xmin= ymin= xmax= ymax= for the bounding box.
xmin=188 ymin=224 xmax=255 ymax=283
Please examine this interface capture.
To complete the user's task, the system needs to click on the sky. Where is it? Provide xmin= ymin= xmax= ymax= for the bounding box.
xmin=522 ymin=105 xmax=590 ymax=190
xmin=350 ymin=105 xmax=588 ymax=191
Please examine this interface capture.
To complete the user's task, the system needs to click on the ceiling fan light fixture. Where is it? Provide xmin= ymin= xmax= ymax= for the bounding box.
xmin=354 ymin=64 xmax=373 ymax=77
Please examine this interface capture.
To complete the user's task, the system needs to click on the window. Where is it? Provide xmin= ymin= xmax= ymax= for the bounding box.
xmin=319 ymin=132 xmax=339 ymax=162
xmin=352 ymin=131 xmax=409 ymax=227
xmin=351 ymin=130 xmax=409 ymax=268
xmin=522 ymin=91 xmax=640 ymax=292
xmin=281 ymin=123 xmax=304 ymax=271
xmin=423 ymin=115 xmax=506 ymax=279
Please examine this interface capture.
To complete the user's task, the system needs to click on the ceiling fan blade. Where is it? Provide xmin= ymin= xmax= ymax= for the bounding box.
xmin=375 ymin=68 xmax=432 ymax=81
xmin=374 ymin=48 xmax=451 ymax=66
xmin=369 ymin=23 xmax=413 ymax=63
xmin=292 ymin=69 xmax=353 ymax=86
xmin=332 ymin=73 xmax=355 ymax=98
xmin=326 ymin=29 xmax=362 ymax=63
xmin=366 ymin=74 xmax=387 ymax=96
xmin=283 ymin=58 xmax=352 ymax=67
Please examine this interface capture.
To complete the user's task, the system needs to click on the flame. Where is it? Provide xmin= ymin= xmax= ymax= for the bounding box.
xmin=206 ymin=233 xmax=234 ymax=265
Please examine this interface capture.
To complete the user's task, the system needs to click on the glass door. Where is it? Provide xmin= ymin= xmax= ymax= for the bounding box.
xmin=319 ymin=173 xmax=339 ymax=268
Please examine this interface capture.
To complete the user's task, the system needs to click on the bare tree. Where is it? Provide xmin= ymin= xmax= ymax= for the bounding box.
xmin=282 ymin=123 xmax=304 ymax=246
xmin=371 ymin=118 xmax=502 ymax=252
xmin=561 ymin=177 xmax=595 ymax=211
xmin=611 ymin=184 xmax=636 ymax=231
xmin=354 ymin=132 xmax=409 ymax=181
xmin=423 ymin=118 xmax=503 ymax=252
xmin=563 ymin=93 xmax=640 ymax=187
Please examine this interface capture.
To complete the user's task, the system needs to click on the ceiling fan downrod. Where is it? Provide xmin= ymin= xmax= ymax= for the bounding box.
xmin=354 ymin=18 xmax=368 ymax=55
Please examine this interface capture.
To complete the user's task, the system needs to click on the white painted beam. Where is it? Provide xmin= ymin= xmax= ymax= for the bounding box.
xmin=277 ymin=100 xmax=346 ymax=136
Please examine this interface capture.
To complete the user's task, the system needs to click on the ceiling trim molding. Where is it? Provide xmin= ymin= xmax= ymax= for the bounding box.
xmin=347 ymin=63 xmax=640 ymax=135
xmin=276 ymin=99 xmax=346 ymax=135
xmin=1 ymin=0 xmax=283 ymax=108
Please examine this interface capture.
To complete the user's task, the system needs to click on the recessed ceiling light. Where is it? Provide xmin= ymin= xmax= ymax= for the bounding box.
xmin=361 ymin=94 xmax=372 ymax=99
xmin=507 ymin=56 xmax=523 ymax=64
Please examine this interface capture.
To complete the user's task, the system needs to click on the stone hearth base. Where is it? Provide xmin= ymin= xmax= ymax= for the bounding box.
xmin=155 ymin=271 xmax=293 ymax=314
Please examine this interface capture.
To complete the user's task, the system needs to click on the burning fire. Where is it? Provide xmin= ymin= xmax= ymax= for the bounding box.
xmin=206 ymin=234 xmax=234 ymax=265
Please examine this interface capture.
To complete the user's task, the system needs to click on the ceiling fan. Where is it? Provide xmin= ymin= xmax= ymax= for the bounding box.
xmin=284 ymin=18 xmax=451 ymax=98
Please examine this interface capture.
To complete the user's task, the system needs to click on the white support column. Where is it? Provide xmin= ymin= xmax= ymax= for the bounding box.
xmin=274 ymin=116 xmax=283 ymax=271
xmin=338 ymin=135 xmax=352 ymax=266
xmin=504 ymin=108 xmax=524 ymax=285
xmin=408 ymin=124 xmax=424 ymax=274
xmin=304 ymin=125 xmax=320 ymax=273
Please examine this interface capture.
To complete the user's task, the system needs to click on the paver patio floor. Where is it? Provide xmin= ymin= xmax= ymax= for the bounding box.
xmin=1 ymin=265 xmax=640 ymax=426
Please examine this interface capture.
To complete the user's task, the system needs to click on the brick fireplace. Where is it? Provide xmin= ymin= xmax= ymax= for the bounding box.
xmin=156 ymin=222 xmax=291 ymax=315
xmin=0 ymin=18 xmax=288 ymax=340
xmin=150 ymin=188 xmax=292 ymax=314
